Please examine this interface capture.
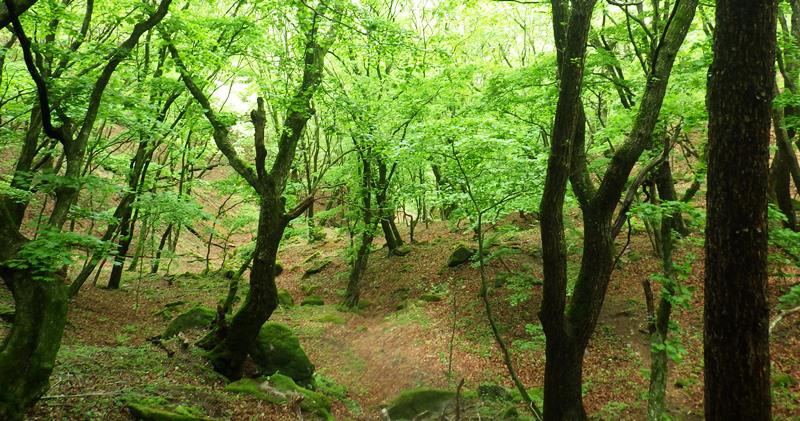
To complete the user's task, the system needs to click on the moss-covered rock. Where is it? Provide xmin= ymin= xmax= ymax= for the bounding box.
xmin=393 ymin=245 xmax=412 ymax=256
xmin=447 ymin=245 xmax=475 ymax=267
xmin=303 ymin=259 xmax=331 ymax=278
xmin=277 ymin=289 xmax=294 ymax=307
xmin=419 ymin=293 xmax=442 ymax=302
xmin=162 ymin=307 xmax=215 ymax=339
xmin=250 ymin=322 xmax=315 ymax=384
xmin=128 ymin=402 xmax=214 ymax=421
xmin=477 ymin=383 xmax=512 ymax=401
xmin=226 ymin=375 xmax=332 ymax=420
xmin=386 ymin=388 xmax=456 ymax=420
xmin=301 ymin=295 xmax=325 ymax=306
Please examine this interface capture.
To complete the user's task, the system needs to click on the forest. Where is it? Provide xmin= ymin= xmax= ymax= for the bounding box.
xmin=0 ymin=0 xmax=797 ymax=419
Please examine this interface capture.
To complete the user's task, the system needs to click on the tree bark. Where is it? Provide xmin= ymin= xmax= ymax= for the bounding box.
xmin=704 ymin=1 xmax=775 ymax=419
xmin=539 ymin=1 xmax=596 ymax=418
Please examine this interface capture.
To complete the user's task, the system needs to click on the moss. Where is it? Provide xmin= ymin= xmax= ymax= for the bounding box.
xmin=313 ymin=374 xmax=348 ymax=400
xmin=313 ymin=313 xmax=345 ymax=325
xmin=277 ymin=289 xmax=294 ymax=307
xmin=226 ymin=375 xmax=332 ymax=420
xmin=447 ymin=244 xmax=475 ymax=267
xmin=477 ymin=383 xmax=512 ymax=401
xmin=386 ymin=388 xmax=456 ymax=420
xmin=162 ymin=307 xmax=215 ymax=339
xmin=303 ymin=259 xmax=331 ymax=278
xmin=393 ymin=245 xmax=412 ymax=256
xmin=127 ymin=402 xmax=214 ymax=421
xmin=301 ymin=295 xmax=324 ymax=306
xmin=419 ymin=293 xmax=442 ymax=302
xmin=773 ymin=373 xmax=797 ymax=388
xmin=250 ymin=322 xmax=315 ymax=385
xmin=356 ymin=299 xmax=371 ymax=310
xmin=300 ymin=284 xmax=320 ymax=295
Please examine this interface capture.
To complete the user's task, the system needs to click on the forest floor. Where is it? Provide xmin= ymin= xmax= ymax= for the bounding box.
xmin=2 ymin=220 xmax=799 ymax=420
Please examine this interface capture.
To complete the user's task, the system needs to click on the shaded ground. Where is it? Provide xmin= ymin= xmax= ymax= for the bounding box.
xmin=2 ymin=221 xmax=798 ymax=420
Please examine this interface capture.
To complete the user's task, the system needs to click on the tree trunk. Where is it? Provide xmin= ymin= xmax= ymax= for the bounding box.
xmin=107 ymin=208 xmax=134 ymax=289
xmin=150 ymin=224 xmax=173 ymax=274
xmin=770 ymin=145 xmax=798 ymax=230
xmin=0 ymin=270 xmax=68 ymax=421
xmin=539 ymin=1 xmax=597 ymax=419
xmin=542 ymin=335 xmax=586 ymax=420
xmin=704 ymin=1 xmax=775 ymax=419
xmin=646 ymin=162 xmax=677 ymax=421
xmin=206 ymin=199 xmax=285 ymax=379
xmin=344 ymin=232 xmax=373 ymax=308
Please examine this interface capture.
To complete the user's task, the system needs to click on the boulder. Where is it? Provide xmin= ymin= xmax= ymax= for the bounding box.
xmin=226 ymin=375 xmax=332 ymax=420
xmin=386 ymin=388 xmax=456 ymax=420
xmin=250 ymin=322 xmax=315 ymax=385
xmin=277 ymin=289 xmax=294 ymax=307
xmin=447 ymin=245 xmax=475 ymax=267
xmin=162 ymin=307 xmax=215 ymax=339
xmin=301 ymin=295 xmax=325 ymax=306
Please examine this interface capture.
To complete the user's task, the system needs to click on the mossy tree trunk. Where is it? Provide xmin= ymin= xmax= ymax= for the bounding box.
xmin=645 ymin=161 xmax=678 ymax=421
xmin=344 ymin=155 xmax=375 ymax=308
xmin=0 ymin=266 xmax=68 ymax=421
xmin=169 ymin=18 xmax=332 ymax=378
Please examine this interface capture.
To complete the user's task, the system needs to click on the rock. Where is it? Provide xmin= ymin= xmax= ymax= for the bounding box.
xmin=277 ymin=289 xmax=294 ymax=307
xmin=250 ymin=322 xmax=315 ymax=385
xmin=226 ymin=375 xmax=332 ymax=420
xmin=162 ymin=307 xmax=215 ymax=339
xmin=477 ymin=383 xmax=512 ymax=401
xmin=303 ymin=259 xmax=331 ymax=278
xmin=386 ymin=388 xmax=456 ymax=420
xmin=301 ymin=295 xmax=325 ymax=306
xmin=128 ymin=402 xmax=214 ymax=421
xmin=393 ymin=245 xmax=412 ymax=256
xmin=447 ymin=245 xmax=475 ymax=267
xmin=419 ymin=293 xmax=442 ymax=302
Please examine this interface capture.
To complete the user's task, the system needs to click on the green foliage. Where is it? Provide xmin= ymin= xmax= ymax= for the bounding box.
xmin=7 ymin=229 xmax=108 ymax=278
xmin=512 ymin=323 xmax=546 ymax=352
xmin=777 ymin=284 xmax=800 ymax=310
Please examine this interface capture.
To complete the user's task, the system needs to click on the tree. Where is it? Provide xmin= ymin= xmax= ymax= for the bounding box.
xmin=704 ymin=1 xmax=776 ymax=419
xmin=167 ymin=3 xmax=335 ymax=378
xmin=0 ymin=0 xmax=172 ymax=417
xmin=539 ymin=0 xmax=697 ymax=417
